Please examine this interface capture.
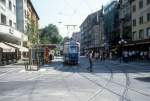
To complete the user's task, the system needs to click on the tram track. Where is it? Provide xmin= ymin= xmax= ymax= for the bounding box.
xmin=93 ymin=62 xmax=150 ymax=98
xmin=118 ymin=65 xmax=131 ymax=101
xmin=56 ymin=63 xmax=82 ymax=101
xmin=77 ymin=63 xmax=114 ymax=101
xmin=110 ymin=62 xmax=150 ymax=98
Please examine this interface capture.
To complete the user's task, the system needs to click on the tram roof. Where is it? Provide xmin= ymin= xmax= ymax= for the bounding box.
xmin=64 ymin=41 xmax=80 ymax=45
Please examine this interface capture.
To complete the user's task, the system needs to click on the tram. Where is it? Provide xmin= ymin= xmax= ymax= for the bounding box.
xmin=63 ymin=40 xmax=80 ymax=64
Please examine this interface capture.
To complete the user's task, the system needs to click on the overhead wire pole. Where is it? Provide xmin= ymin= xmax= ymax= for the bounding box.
xmin=65 ymin=25 xmax=77 ymax=38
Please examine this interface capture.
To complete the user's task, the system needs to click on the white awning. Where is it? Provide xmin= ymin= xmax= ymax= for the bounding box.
xmin=19 ymin=47 xmax=29 ymax=52
xmin=4 ymin=43 xmax=29 ymax=52
xmin=0 ymin=43 xmax=15 ymax=52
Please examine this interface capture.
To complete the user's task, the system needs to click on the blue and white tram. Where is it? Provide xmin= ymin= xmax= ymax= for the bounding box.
xmin=63 ymin=40 xmax=80 ymax=64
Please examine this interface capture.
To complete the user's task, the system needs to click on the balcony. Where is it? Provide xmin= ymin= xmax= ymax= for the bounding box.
xmin=0 ymin=24 xmax=28 ymax=43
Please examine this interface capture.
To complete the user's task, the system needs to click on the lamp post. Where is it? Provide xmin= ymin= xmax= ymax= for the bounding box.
xmin=118 ymin=39 xmax=127 ymax=63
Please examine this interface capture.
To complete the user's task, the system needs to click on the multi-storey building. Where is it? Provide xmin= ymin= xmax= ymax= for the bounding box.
xmin=16 ymin=0 xmax=39 ymax=34
xmin=72 ymin=32 xmax=81 ymax=43
xmin=16 ymin=0 xmax=39 ymax=47
xmin=104 ymin=1 xmax=120 ymax=49
xmin=119 ymin=0 xmax=132 ymax=40
xmin=0 ymin=0 xmax=27 ymax=44
xmin=0 ymin=0 xmax=30 ymax=65
xmin=131 ymin=0 xmax=150 ymax=40
xmin=80 ymin=9 xmax=104 ymax=54
xmin=131 ymin=0 xmax=150 ymax=51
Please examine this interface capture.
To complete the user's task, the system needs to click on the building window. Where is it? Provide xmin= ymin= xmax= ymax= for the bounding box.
xmin=147 ymin=0 xmax=150 ymax=5
xmin=132 ymin=31 xmax=136 ymax=40
xmin=25 ymin=10 xmax=27 ymax=18
xmin=132 ymin=5 xmax=136 ymax=12
xmin=147 ymin=13 xmax=150 ymax=22
xmin=139 ymin=0 xmax=143 ymax=9
xmin=9 ymin=20 xmax=12 ymax=27
xmin=132 ymin=19 xmax=136 ymax=26
xmin=147 ymin=27 xmax=150 ymax=38
xmin=13 ymin=5 xmax=16 ymax=14
xmin=1 ymin=14 xmax=6 ymax=25
xmin=139 ymin=16 xmax=143 ymax=24
xmin=9 ymin=1 xmax=12 ymax=10
xmin=0 ymin=0 xmax=6 ymax=5
xmin=13 ymin=23 xmax=16 ymax=28
xmin=139 ymin=29 xmax=144 ymax=40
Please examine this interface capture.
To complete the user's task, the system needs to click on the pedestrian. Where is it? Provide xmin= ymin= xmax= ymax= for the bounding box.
xmin=132 ymin=50 xmax=135 ymax=61
xmin=87 ymin=50 xmax=93 ymax=72
xmin=109 ymin=52 xmax=112 ymax=60
xmin=123 ymin=50 xmax=128 ymax=63
xmin=129 ymin=51 xmax=132 ymax=62
xmin=95 ymin=51 xmax=99 ymax=62
xmin=140 ymin=51 xmax=144 ymax=60
xmin=144 ymin=51 xmax=148 ymax=60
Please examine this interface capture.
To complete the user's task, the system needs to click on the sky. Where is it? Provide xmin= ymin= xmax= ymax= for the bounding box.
xmin=31 ymin=0 xmax=112 ymax=38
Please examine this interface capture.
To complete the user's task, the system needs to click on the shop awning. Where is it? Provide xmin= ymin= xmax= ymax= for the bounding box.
xmin=0 ymin=42 xmax=15 ymax=52
xmin=4 ymin=43 xmax=29 ymax=52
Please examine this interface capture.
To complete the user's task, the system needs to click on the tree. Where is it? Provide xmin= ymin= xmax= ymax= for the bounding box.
xmin=40 ymin=24 xmax=62 ymax=44
xmin=61 ymin=36 xmax=70 ymax=44
xmin=26 ymin=17 xmax=39 ymax=47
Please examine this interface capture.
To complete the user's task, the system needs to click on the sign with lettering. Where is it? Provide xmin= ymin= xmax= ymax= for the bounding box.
xmin=9 ymin=28 xmax=14 ymax=34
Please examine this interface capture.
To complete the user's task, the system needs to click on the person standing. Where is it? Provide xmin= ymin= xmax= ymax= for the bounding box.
xmin=87 ymin=50 xmax=93 ymax=72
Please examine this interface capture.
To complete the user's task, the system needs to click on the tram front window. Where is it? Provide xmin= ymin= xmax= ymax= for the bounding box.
xmin=69 ymin=46 xmax=78 ymax=53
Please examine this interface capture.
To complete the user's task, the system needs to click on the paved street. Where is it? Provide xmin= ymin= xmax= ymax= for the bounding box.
xmin=0 ymin=57 xmax=150 ymax=101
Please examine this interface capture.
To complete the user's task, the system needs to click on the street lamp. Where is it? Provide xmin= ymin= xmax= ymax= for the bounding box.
xmin=118 ymin=39 xmax=127 ymax=63
xmin=118 ymin=39 xmax=127 ymax=44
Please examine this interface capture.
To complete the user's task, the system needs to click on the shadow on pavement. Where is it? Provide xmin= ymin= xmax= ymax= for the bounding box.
xmin=135 ymin=77 xmax=150 ymax=82
xmin=48 ymin=57 xmax=150 ymax=74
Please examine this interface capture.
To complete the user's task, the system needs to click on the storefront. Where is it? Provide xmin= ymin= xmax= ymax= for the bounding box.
xmin=4 ymin=42 xmax=29 ymax=59
xmin=0 ymin=43 xmax=16 ymax=65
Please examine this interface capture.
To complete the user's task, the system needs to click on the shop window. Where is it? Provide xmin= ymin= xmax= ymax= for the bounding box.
xmin=1 ymin=14 xmax=6 ymax=25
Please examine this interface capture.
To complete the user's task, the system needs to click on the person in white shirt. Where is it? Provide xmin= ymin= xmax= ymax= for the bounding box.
xmin=123 ymin=51 xmax=128 ymax=63
xmin=87 ymin=50 xmax=93 ymax=72
xmin=129 ymin=51 xmax=132 ymax=62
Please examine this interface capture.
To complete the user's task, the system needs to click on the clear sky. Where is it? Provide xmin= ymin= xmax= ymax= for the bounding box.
xmin=31 ymin=0 xmax=112 ymax=37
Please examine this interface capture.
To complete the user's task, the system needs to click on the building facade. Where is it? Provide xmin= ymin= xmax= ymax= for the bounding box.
xmin=72 ymin=32 xmax=81 ymax=43
xmin=80 ymin=9 xmax=104 ymax=54
xmin=129 ymin=0 xmax=150 ymax=52
xmin=104 ymin=1 xmax=120 ymax=49
xmin=119 ymin=0 xmax=132 ymax=41
xmin=16 ymin=0 xmax=39 ymax=47
xmin=0 ymin=0 xmax=27 ymax=44
xmin=131 ymin=0 xmax=150 ymax=41
xmin=16 ymin=0 xmax=39 ymax=34
xmin=16 ymin=0 xmax=27 ymax=33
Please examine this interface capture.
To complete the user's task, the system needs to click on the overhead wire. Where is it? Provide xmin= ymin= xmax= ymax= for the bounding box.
xmin=61 ymin=0 xmax=102 ymax=37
